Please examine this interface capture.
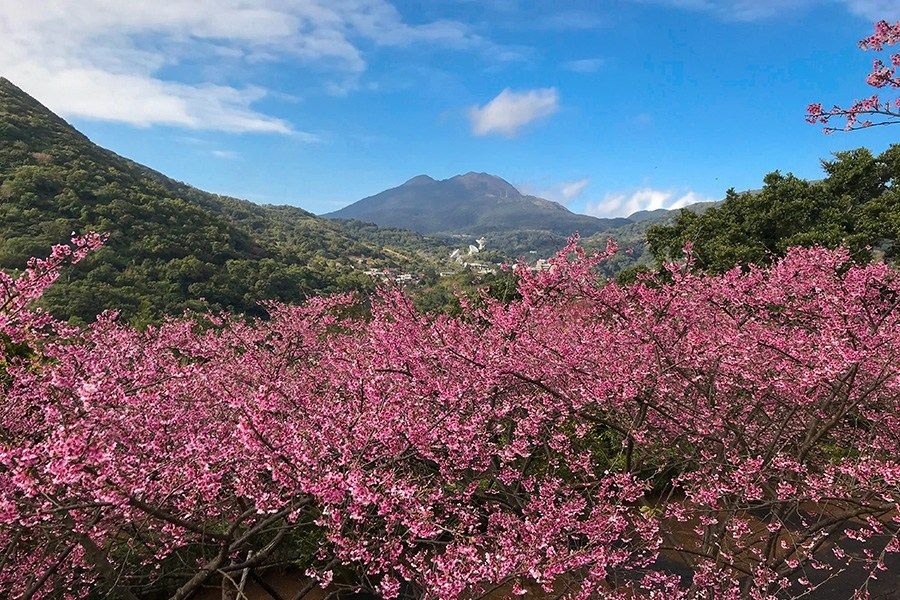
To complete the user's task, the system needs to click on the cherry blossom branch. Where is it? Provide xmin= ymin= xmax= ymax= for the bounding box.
xmin=807 ymin=20 xmax=900 ymax=132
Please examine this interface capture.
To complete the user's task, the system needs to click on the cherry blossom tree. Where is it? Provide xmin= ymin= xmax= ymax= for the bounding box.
xmin=1 ymin=237 xmax=898 ymax=599
xmin=807 ymin=20 xmax=900 ymax=132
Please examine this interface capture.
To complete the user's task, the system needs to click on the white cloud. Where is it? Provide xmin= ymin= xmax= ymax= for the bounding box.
xmin=635 ymin=0 xmax=899 ymax=21
xmin=563 ymin=58 xmax=606 ymax=73
xmin=518 ymin=177 xmax=590 ymax=205
xmin=843 ymin=0 xmax=900 ymax=20
xmin=469 ymin=88 xmax=559 ymax=137
xmin=647 ymin=0 xmax=813 ymax=20
xmin=0 ymin=0 xmax=494 ymax=133
xmin=211 ymin=150 xmax=239 ymax=159
xmin=561 ymin=178 xmax=590 ymax=200
xmin=584 ymin=188 xmax=715 ymax=218
xmin=13 ymin=67 xmax=295 ymax=133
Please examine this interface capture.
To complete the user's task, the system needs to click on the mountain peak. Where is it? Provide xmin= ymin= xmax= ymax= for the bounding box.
xmin=449 ymin=172 xmax=519 ymax=197
xmin=403 ymin=174 xmax=435 ymax=185
xmin=0 ymin=78 xmax=43 ymax=106
xmin=453 ymin=171 xmax=510 ymax=184
xmin=0 ymin=77 xmax=92 ymax=151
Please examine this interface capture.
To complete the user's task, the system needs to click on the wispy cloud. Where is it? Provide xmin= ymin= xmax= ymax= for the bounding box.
xmin=633 ymin=0 xmax=809 ymax=21
xmin=518 ymin=177 xmax=590 ymax=205
xmin=584 ymin=188 xmax=715 ymax=218
xmin=843 ymin=0 xmax=900 ymax=20
xmin=210 ymin=149 xmax=239 ymax=159
xmin=634 ymin=0 xmax=898 ymax=21
xmin=450 ymin=2 xmax=607 ymax=29
xmin=561 ymin=178 xmax=591 ymax=200
xmin=0 ymin=0 xmax=501 ymax=133
xmin=562 ymin=58 xmax=606 ymax=73
xmin=469 ymin=88 xmax=559 ymax=137
xmin=539 ymin=10 xmax=608 ymax=30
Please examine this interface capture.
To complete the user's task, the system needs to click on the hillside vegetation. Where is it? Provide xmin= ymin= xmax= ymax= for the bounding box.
xmin=0 ymin=78 xmax=439 ymax=323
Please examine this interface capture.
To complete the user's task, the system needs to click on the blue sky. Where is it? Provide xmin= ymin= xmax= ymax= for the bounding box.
xmin=1 ymin=0 xmax=898 ymax=217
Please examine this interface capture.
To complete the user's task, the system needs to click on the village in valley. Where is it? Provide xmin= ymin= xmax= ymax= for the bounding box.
xmin=359 ymin=235 xmax=552 ymax=286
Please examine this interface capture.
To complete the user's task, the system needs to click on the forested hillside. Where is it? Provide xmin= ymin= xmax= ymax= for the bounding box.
xmin=0 ymin=78 xmax=440 ymax=323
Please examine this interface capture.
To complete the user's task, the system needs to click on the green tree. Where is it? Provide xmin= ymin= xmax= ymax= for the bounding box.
xmin=647 ymin=145 xmax=900 ymax=272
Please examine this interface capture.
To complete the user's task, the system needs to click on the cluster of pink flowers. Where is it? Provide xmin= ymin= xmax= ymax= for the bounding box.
xmin=807 ymin=20 xmax=900 ymax=132
xmin=0 ymin=232 xmax=105 ymax=340
xmin=1 ymin=236 xmax=898 ymax=599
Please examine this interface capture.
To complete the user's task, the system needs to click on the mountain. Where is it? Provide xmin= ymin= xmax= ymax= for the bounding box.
xmin=0 ymin=78 xmax=437 ymax=323
xmin=324 ymin=172 xmax=723 ymax=261
xmin=325 ymin=172 xmax=630 ymax=236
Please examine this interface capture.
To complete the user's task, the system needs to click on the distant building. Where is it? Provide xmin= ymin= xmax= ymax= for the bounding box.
xmin=463 ymin=261 xmax=495 ymax=275
xmin=511 ymin=259 xmax=552 ymax=274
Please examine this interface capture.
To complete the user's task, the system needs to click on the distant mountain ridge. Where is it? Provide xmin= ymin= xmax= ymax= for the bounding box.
xmin=325 ymin=172 xmax=632 ymax=236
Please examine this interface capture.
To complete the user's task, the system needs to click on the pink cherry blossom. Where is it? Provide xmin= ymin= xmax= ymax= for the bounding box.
xmin=807 ymin=20 xmax=900 ymax=131
xmin=1 ymin=236 xmax=898 ymax=599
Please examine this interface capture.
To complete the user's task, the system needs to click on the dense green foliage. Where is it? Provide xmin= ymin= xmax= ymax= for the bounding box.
xmin=647 ymin=146 xmax=900 ymax=272
xmin=0 ymin=78 xmax=440 ymax=323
